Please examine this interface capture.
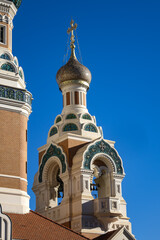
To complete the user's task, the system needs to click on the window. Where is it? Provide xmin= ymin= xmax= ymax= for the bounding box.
xmin=0 ymin=53 xmax=10 ymax=60
xmin=1 ymin=63 xmax=15 ymax=72
xmin=84 ymin=124 xmax=97 ymax=133
xmin=82 ymin=113 xmax=92 ymax=120
xmin=19 ymin=70 xmax=23 ymax=79
xmin=63 ymin=123 xmax=78 ymax=132
xmin=55 ymin=116 xmax=62 ymax=123
xmin=66 ymin=113 xmax=77 ymax=119
xmin=0 ymin=25 xmax=6 ymax=44
xmin=50 ymin=127 xmax=58 ymax=137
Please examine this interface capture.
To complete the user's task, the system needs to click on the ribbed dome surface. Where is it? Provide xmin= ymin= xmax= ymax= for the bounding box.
xmin=8 ymin=0 xmax=22 ymax=9
xmin=56 ymin=56 xmax=92 ymax=88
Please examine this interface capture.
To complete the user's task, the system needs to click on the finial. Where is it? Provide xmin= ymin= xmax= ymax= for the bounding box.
xmin=67 ymin=19 xmax=77 ymax=58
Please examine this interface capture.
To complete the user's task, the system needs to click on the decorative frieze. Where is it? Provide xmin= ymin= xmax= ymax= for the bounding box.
xmin=0 ymin=85 xmax=32 ymax=106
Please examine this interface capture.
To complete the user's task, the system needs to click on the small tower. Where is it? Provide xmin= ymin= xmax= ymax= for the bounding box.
xmin=33 ymin=20 xmax=132 ymax=238
xmin=0 ymin=0 xmax=32 ymax=214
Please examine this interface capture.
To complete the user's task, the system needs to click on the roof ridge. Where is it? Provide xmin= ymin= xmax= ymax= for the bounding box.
xmin=30 ymin=210 xmax=89 ymax=240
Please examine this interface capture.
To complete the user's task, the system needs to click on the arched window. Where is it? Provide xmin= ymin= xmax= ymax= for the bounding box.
xmin=63 ymin=123 xmax=78 ymax=132
xmin=19 ymin=70 xmax=23 ymax=79
xmin=1 ymin=63 xmax=15 ymax=72
xmin=82 ymin=113 xmax=92 ymax=120
xmin=0 ymin=53 xmax=10 ymax=60
xmin=84 ymin=124 xmax=97 ymax=133
xmin=14 ymin=59 xmax=18 ymax=65
xmin=66 ymin=113 xmax=77 ymax=119
xmin=50 ymin=127 xmax=58 ymax=137
xmin=55 ymin=116 xmax=62 ymax=123
xmin=91 ymin=177 xmax=98 ymax=199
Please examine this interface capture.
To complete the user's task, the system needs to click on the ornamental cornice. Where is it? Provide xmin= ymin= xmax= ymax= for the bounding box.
xmin=0 ymin=0 xmax=17 ymax=18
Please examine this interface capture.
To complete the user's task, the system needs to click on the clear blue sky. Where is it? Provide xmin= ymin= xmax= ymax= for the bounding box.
xmin=13 ymin=1 xmax=160 ymax=239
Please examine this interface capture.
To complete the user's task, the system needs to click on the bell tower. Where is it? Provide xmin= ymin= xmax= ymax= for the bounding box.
xmin=33 ymin=20 xmax=133 ymax=238
xmin=0 ymin=0 xmax=32 ymax=214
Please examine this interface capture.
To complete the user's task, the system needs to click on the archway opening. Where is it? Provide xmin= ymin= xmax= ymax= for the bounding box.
xmin=91 ymin=157 xmax=113 ymax=199
xmin=48 ymin=164 xmax=64 ymax=208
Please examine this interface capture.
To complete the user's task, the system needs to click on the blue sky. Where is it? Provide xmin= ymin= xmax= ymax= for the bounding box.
xmin=12 ymin=0 xmax=160 ymax=239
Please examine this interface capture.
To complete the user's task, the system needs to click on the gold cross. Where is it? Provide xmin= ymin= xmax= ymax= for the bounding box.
xmin=67 ymin=20 xmax=77 ymax=57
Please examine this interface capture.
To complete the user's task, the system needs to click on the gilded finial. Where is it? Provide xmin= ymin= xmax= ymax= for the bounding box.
xmin=67 ymin=19 xmax=77 ymax=58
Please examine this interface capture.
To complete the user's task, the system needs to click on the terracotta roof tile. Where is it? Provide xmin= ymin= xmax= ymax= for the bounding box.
xmin=7 ymin=210 xmax=89 ymax=240
xmin=93 ymin=229 xmax=118 ymax=240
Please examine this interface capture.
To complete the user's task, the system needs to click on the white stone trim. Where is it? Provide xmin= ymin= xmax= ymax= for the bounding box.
xmin=0 ymin=187 xmax=30 ymax=214
xmin=0 ymin=174 xmax=28 ymax=183
xmin=0 ymin=97 xmax=32 ymax=118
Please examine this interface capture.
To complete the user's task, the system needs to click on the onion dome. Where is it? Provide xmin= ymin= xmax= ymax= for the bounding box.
xmin=56 ymin=55 xmax=91 ymax=89
xmin=8 ymin=0 xmax=22 ymax=9
xmin=56 ymin=20 xmax=92 ymax=90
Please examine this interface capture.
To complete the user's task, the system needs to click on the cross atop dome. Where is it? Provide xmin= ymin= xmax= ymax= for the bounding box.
xmin=56 ymin=20 xmax=92 ymax=93
xmin=67 ymin=19 xmax=77 ymax=58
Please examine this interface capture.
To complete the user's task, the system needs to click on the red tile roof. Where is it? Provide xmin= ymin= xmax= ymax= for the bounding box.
xmin=93 ymin=230 xmax=117 ymax=240
xmin=7 ymin=210 xmax=89 ymax=240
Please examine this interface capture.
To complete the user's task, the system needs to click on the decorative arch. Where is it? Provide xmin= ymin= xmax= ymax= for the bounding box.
xmin=63 ymin=123 xmax=78 ymax=132
xmin=66 ymin=113 xmax=77 ymax=119
xmin=55 ymin=115 xmax=62 ymax=123
xmin=82 ymin=113 xmax=92 ymax=120
xmin=14 ymin=57 xmax=19 ymax=66
xmin=83 ymin=139 xmax=123 ymax=175
xmin=0 ymin=53 xmax=11 ymax=60
xmin=84 ymin=123 xmax=98 ymax=133
xmin=50 ymin=126 xmax=58 ymax=137
xmin=1 ymin=63 xmax=15 ymax=72
xmin=39 ymin=144 xmax=67 ymax=183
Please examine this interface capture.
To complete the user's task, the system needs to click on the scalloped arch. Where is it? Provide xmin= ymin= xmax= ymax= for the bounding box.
xmin=0 ymin=53 xmax=11 ymax=60
xmin=50 ymin=126 xmax=58 ymax=136
xmin=63 ymin=123 xmax=78 ymax=131
xmin=82 ymin=113 xmax=92 ymax=120
xmin=55 ymin=115 xmax=62 ymax=123
xmin=39 ymin=144 xmax=66 ymax=183
xmin=1 ymin=63 xmax=15 ymax=72
xmin=84 ymin=123 xmax=97 ymax=133
xmin=83 ymin=139 xmax=124 ymax=175
xmin=66 ymin=113 xmax=77 ymax=119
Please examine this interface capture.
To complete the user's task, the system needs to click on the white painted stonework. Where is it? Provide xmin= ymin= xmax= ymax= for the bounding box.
xmin=0 ymin=187 xmax=30 ymax=214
